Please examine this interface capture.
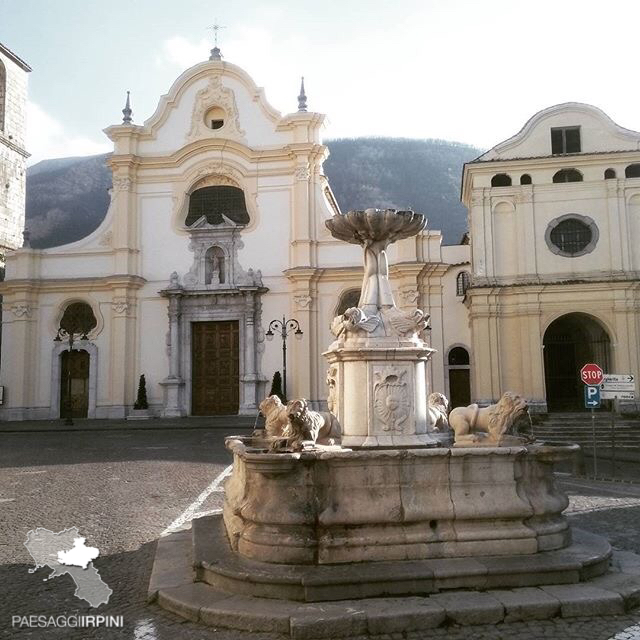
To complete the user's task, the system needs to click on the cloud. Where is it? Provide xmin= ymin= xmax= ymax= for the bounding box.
xmin=26 ymin=102 xmax=111 ymax=166
xmin=157 ymin=36 xmax=210 ymax=69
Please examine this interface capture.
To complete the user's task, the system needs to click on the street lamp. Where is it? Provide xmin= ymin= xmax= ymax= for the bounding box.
xmin=265 ymin=316 xmax=303 ymax=402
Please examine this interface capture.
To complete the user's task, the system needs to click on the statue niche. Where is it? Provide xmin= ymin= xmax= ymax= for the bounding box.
xmin=205 ymin=246 xmax=226 ymax=285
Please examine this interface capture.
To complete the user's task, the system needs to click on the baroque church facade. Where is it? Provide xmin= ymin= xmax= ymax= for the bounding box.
xmin=0 ymin=49 xmax=470 ymax=421
xmin=1 ymin=48 xmax=638 ymax=421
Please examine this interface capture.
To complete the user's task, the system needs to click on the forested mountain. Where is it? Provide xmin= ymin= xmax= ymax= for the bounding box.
xmin=25 ymin=138 xmax=481 ymax=249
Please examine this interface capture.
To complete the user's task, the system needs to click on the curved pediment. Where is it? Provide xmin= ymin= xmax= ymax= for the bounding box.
xmin=478 ymin=102 xmax=640 ymax=162
xmin=105 ymin=59 xmax=317 ymax=153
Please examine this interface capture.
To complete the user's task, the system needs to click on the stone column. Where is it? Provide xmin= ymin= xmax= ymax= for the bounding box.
xmin=239 ymin=292 xmax=259 ymax=414
xmin=160 ymin=291 xmax=185 ymax=417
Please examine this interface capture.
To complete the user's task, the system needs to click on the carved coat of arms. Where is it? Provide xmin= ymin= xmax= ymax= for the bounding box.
xmin=373 ymin=369 xmax=410 ymax=432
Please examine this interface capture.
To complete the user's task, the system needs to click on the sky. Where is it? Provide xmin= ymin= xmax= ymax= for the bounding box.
xmin=2 ymin=0 xmax=640 ymax=165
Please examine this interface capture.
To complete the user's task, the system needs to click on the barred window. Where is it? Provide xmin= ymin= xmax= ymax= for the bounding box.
xmin=186 ymin=186 xmax=250 ymax=226
xmin=456 ymin=271 xmax=471 ymax=297
xmin=335 ymin=289 xmax=361 ymax=315
xmin=59 ymin=302 xmax=97 ymax=337
xmin=553 ymin=169 xmax=583 ymax=183
xmin=491 ymin=173 xmax=512 ymax=187
xmin=626 ymin=164 xmax=640 ymax=179
xmin=549 ymin=219 xmax=592 ymax=255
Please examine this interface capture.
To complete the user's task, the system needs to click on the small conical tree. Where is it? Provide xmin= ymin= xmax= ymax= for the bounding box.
xmin=134 ymin=374 xmax=149 ymax=410
xmin=268 ymin=371 xmax=285 ymax=403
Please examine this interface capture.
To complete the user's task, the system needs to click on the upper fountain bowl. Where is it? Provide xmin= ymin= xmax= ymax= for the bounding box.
xmin=326 ymin=208 xmax=427 ymax=246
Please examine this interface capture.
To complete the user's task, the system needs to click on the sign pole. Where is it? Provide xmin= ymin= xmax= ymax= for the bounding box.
xmin=611 ymin=399 xmax=616 ymax=480
xmin=591 ymin=407 xmax=597 ymax=477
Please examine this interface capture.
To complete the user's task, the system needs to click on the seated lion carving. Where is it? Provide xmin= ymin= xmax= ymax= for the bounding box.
xmin=448 ymin=391 xmax=532 ymax=446
xmin=259 ymin=395 xmax=289 ymax=438
xmin=280 ymin=398 xmax=341 ymax=451
xmin=428 ymin=392 xmax=450 ymax=431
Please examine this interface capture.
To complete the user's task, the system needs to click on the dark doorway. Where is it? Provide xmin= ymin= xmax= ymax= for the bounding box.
xmin=543 ymin=313 xmax=610 ymax=411
xmin=447 ymin=346 xmax=471 ymax=409
xmin=192 ymin=321 xmax=240 ymax=415
xmin=60 ymin=349 xmax=90 ymax=418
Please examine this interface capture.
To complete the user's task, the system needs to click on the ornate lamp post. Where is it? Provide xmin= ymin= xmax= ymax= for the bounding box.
xmin=265 ymin=317 xmax=303 ymax=402
xmin=54 ymin=304 xmax=94 ymax=425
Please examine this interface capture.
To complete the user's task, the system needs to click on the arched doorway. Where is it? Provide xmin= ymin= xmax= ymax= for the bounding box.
xmin=543 ymin=313 xmax=611 ymax=411
xmin=60 ymin=349 xmax=90 ymax=418
xmin=447 ymin=346 xmax=471 ymax=409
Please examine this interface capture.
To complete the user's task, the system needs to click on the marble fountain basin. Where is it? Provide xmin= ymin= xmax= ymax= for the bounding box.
xmin=222 ymin=437 xmax=578 ymax=566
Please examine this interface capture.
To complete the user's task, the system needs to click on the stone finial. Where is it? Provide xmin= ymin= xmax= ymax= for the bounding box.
xmin=122 ymin=91 xmax=133 ymax=124
xmin=209 ymin=46 xmax=222 ymax=61
xmin=297 ymin=76 xmax=307 ymax=112
xmin=22 ymin=227 xmax=31 ymax=248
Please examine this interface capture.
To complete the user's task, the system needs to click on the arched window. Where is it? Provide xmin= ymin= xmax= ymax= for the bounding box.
xmin=0 ymin=60 xmax=6 ymax=132
xmin=205 ymin=246 xmax=226 ymax=284
xmin=553 ymin=169 xmax=583 ymax=183
xmin=625 ymin=164 xmax=640 ymax=179
xmin=57 ymin=302 xmax=97 ymax=338
xmin=448 ymin=346 xmax=470 ymax=366
xmin=520 ymin=174 xmax=532 ymax=185
xmin=491 ymin=173 xmax=512 ymax=187
xmin=456 ymin=271 xmax=471 ymax=296
xmin=335 ymin=289 xmax=361 ymax=315
xmin=186 ymin=186 xmax=250 ymax=226
xmin=604 ymin=168 xmax=616 ymax=179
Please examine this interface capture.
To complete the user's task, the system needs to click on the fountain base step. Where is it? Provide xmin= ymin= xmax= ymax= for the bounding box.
xmin=149 ymin=523 xmax=640 ymax=636
xmin=194 ymin=514 xmax=609 ymax=602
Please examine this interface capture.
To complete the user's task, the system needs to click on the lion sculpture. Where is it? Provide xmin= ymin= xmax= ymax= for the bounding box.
xmin=448 ymin=391 xmax=532 ymax=446
xmin=278 ymin=398 xmax=341 ymax=451
xmin=259 ymin=395 xmax=289 ymax=438
xmin=428 ymin=392 xmax=450 ymax=431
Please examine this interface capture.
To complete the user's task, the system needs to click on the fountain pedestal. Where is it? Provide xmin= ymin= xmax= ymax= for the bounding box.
xmin=325 ymin=323 xmax=438 ymax=448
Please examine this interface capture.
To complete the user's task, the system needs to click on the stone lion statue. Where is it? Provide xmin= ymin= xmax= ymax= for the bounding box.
xmin=448 ymin=391 xmax=532 ymax=446
xmin=428 ymin=392 xmax=449 ymax=431
xmin=278 ymin=398 xmax=341 ymax=451
xmin=259 ymin=395 xmax=289 ymax=438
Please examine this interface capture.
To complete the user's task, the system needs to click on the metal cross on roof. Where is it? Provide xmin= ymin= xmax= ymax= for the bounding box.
xmin=208 ymin=21 xmax=226 ymax=47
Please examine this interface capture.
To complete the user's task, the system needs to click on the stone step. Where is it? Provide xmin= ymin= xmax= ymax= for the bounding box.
xmin=190 ymin=515 xmax=610 ymax=602
xmin=149 ymin=527 xmax=640 ymax=637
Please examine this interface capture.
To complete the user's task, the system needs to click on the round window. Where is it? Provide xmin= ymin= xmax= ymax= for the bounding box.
xmin=204 ymin=106 xmax=226 ymax=130
xmin=546 ymin=215 xmax=598 ymax=257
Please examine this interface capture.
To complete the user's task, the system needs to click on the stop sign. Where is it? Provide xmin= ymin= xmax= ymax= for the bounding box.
xmin=580 ymin=363 xmax=604 ymax=385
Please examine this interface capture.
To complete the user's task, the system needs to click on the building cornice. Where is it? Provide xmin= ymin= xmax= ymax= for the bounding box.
xmin=0 ymin=274 xmax=146 ymax=295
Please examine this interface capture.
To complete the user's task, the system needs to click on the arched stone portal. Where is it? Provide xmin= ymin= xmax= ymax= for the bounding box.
xmin=543 ymin=313 xmax=611 ymax=411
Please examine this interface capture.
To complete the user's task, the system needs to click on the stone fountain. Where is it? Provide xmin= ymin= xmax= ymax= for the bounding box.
xmin=149 ymin=209 xmax=640 ymax=637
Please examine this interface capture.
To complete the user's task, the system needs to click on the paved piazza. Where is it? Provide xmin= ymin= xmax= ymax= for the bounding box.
xmin=1 ymin=423 xmax=640 ymax=639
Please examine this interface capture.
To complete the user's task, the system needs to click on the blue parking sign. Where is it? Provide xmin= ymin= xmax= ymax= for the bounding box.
xmin=584 ymin=385 xmax=601 ymax=408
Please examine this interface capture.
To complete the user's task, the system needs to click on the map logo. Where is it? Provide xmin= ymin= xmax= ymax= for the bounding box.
xmin=24 ymin=527 xmax=112 ymax=608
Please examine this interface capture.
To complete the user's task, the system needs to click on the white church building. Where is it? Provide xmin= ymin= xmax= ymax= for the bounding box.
xmin=0 ymin=47 xmax=470 ymax=421
xmin=2 ymin=45 xmax=638 ymax=421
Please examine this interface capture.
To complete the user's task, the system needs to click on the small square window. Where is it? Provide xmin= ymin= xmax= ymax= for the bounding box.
xmin=551 ymin=127 xmax=581 ymax=154
xmin=210 ymin=119 xmax=224 ymax=130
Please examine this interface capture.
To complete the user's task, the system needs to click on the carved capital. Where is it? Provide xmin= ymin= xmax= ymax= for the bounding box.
xmin=11 ymin=304 xmax=32 ymax=318
xmin=111 ymin=301 xmax=130 ymax=315
xmin=400 ymin=289 xmax=420 ymax=305
xmin=295 ymin=165 xmax=311 ymax=181
xmin=294 ymin=294 xmax=313 ymax=309
xmin=112 ymin=177 xmax=132 ymax=191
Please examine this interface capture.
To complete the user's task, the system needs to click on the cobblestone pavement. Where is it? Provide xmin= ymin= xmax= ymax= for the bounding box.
xmin=1 ymin=426 xmax=640 ymax=639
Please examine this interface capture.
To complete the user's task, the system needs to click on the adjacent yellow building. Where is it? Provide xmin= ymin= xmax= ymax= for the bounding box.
xmin=462 ymin=103 xmax=640 ymax=412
